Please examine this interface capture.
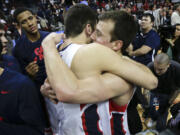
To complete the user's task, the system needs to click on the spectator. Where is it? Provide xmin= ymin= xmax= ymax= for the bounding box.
xmin=146 ymin=53 xmax=180 ymax=132
xmin=0 ymin=23 xmax=21 ymax=72
xmin=13 ymin=7 xmax=49 ymax=88
xmin=12 ymin=7 xmax=51 ymax=133
xmin=144 ymin=4 xmax=161 ymax=29
xmin=0 ymin=40 xmax=46 ymax=135
xmin=0 ymin=23 xmax=8 ymax=55
xmin=160 ymin=10 xmax=168 ymax=25
xmin=171 ymin=4 xmax=180 ymax=26
xmin=128 ymin=13 xmax=160 ymax=65
xmin=168 ymin=102 xmax=180 ymax=130
xmin=172 ymin=23 xmax=180 ymax=63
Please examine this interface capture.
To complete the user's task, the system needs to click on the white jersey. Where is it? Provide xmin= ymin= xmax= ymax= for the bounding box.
xmin=46 ymin=43 xmax=135 ymax=135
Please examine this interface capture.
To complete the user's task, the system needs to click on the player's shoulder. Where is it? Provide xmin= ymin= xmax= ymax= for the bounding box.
xmin=71 ymin=43 xmax=110 ymax=69
xmin=78 ymin=43 xmax=112 ymax=55
xmin=72 ymin=42 xmax=116 ymax=67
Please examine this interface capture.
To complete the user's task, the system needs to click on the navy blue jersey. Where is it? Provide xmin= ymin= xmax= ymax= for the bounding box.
xmin=0 ymin=68 xmax=46 ymax=135
xmin=13 ymin=31 xmax=49 ymax=88
xmin=0 ymin=54 xmax=21 ymax=73
xmin=132 ymin=30 xmax=160 ymax=65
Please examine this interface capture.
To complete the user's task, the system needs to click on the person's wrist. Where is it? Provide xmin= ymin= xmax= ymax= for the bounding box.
xmin=129 ymin=51 xmax=134 ymax=56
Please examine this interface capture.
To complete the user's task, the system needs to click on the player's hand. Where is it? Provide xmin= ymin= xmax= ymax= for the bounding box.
xmin=25 ymin=61 xmax=39 ymax=77
xmin=40 ymin=79 xmax=58 ymax=104
xmin=42 ymin=32 xmax=65 ymax=47
xmin=128 ymin=51 xmax=134 ymax=57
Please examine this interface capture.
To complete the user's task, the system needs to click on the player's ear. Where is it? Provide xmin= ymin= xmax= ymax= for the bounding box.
xmin=112 ymin=40 xmax=123 ymax=51
xmin=85 ymin=24 xmax=93 ymax=36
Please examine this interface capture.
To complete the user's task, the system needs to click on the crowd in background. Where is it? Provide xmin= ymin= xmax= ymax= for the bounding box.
xmin=0 ymin=0 xmax=179 ymax=42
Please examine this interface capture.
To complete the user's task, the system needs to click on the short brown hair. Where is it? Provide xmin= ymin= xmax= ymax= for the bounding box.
xmin=98 ymin=11 xmax=138 ymax=54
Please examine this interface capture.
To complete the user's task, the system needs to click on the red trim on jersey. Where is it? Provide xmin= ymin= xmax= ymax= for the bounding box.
xmin=110 ymin=116 xmax=114 ymax=135
xmin=121 ymin=116 xmax=126 ymax=134
xmin=81 ymin=112 xmax=89 ymax=135
xmin=0 ymin=116 xmax=3 ymax=121
xmin=96 ymin=107 xmax=103 ymax=134
xmin=109 ymin=100 xmax=127 ymax=135
xmin=80 ymin=104 xmax=86 ymax=110
xmin=109 ymin=100 xmax=127 ymax=114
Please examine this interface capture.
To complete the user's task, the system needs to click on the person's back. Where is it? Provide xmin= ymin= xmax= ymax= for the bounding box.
xmin=0 ymin=15 xmax=46 ymax=135
xmin=0 ymin=67 xmax=46 ymax=135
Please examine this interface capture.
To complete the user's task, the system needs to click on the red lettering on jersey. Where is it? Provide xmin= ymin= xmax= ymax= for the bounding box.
xmin=34 ymin=46 xmax=44 ymax=61
xmin=8 ymin=62 xmax=13 ymax=66
xmin=0 ymin=90 xmax=9 ymax=94
xmin=0 ymin=117 xmax=3 ymax=121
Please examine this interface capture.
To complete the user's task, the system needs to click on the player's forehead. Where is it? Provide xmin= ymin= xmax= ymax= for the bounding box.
xmin=17 ymin=11 xmax=34 ymax=22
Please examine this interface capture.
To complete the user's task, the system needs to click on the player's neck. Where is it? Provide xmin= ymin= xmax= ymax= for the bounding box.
xmin=142 ymin=27 xmax=152 ymax=34
xmin=62 ymin=34 xmax=89 ymax=48
xmin=0 ymin=67 xmax=4 ymax=76
xmin=116 ymin=50 xmax=122 ymax=57
xmin=26 ymin=31 xmax=40 ymax=42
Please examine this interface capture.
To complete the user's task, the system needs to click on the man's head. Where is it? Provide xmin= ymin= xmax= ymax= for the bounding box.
xmin=154 ymin=53 xmax=170 ymax=76
xmin=13 ymin=7 xmax=38 ymax=35
xmin=0 ymin=23 xmax=8 ymax=54
xmin=175 ymin=23 xmax=180 ymax=38
xmin=174 ymin=4 xmax=180 ymax=13
xmin=91 ymin=10 xmax=138 ymax=54
xmin=64 ymin=4 xmax=97 ymax=43
xmin=140 ymin=13 xmax=154 ymax=31
xmin=125 ymin=5 xmax=131 ymax=14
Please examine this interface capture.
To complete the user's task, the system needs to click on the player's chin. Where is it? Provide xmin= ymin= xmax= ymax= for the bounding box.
xmin=30 ymin=29 xmax=38 ymax=34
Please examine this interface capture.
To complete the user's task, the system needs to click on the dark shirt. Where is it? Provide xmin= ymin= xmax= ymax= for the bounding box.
xmin=13 ymin=31 xmax=49 ymax=88
xmin=132 ymin=29 xmax=160 ymax=65
xmin=148 ymin=60 xmax=180 ymax=95
xmin=0 ymin=68 xmax=46 ymax=135
xmin=168 ymin=111 xmax=180 ymax=129
xmin=172 ymin=37 xmax=180 ymax=63
xmin=168 ymin=102 xmax=180 ymax=129
xmin=0 ymin=54 xmax=21 ymax=73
